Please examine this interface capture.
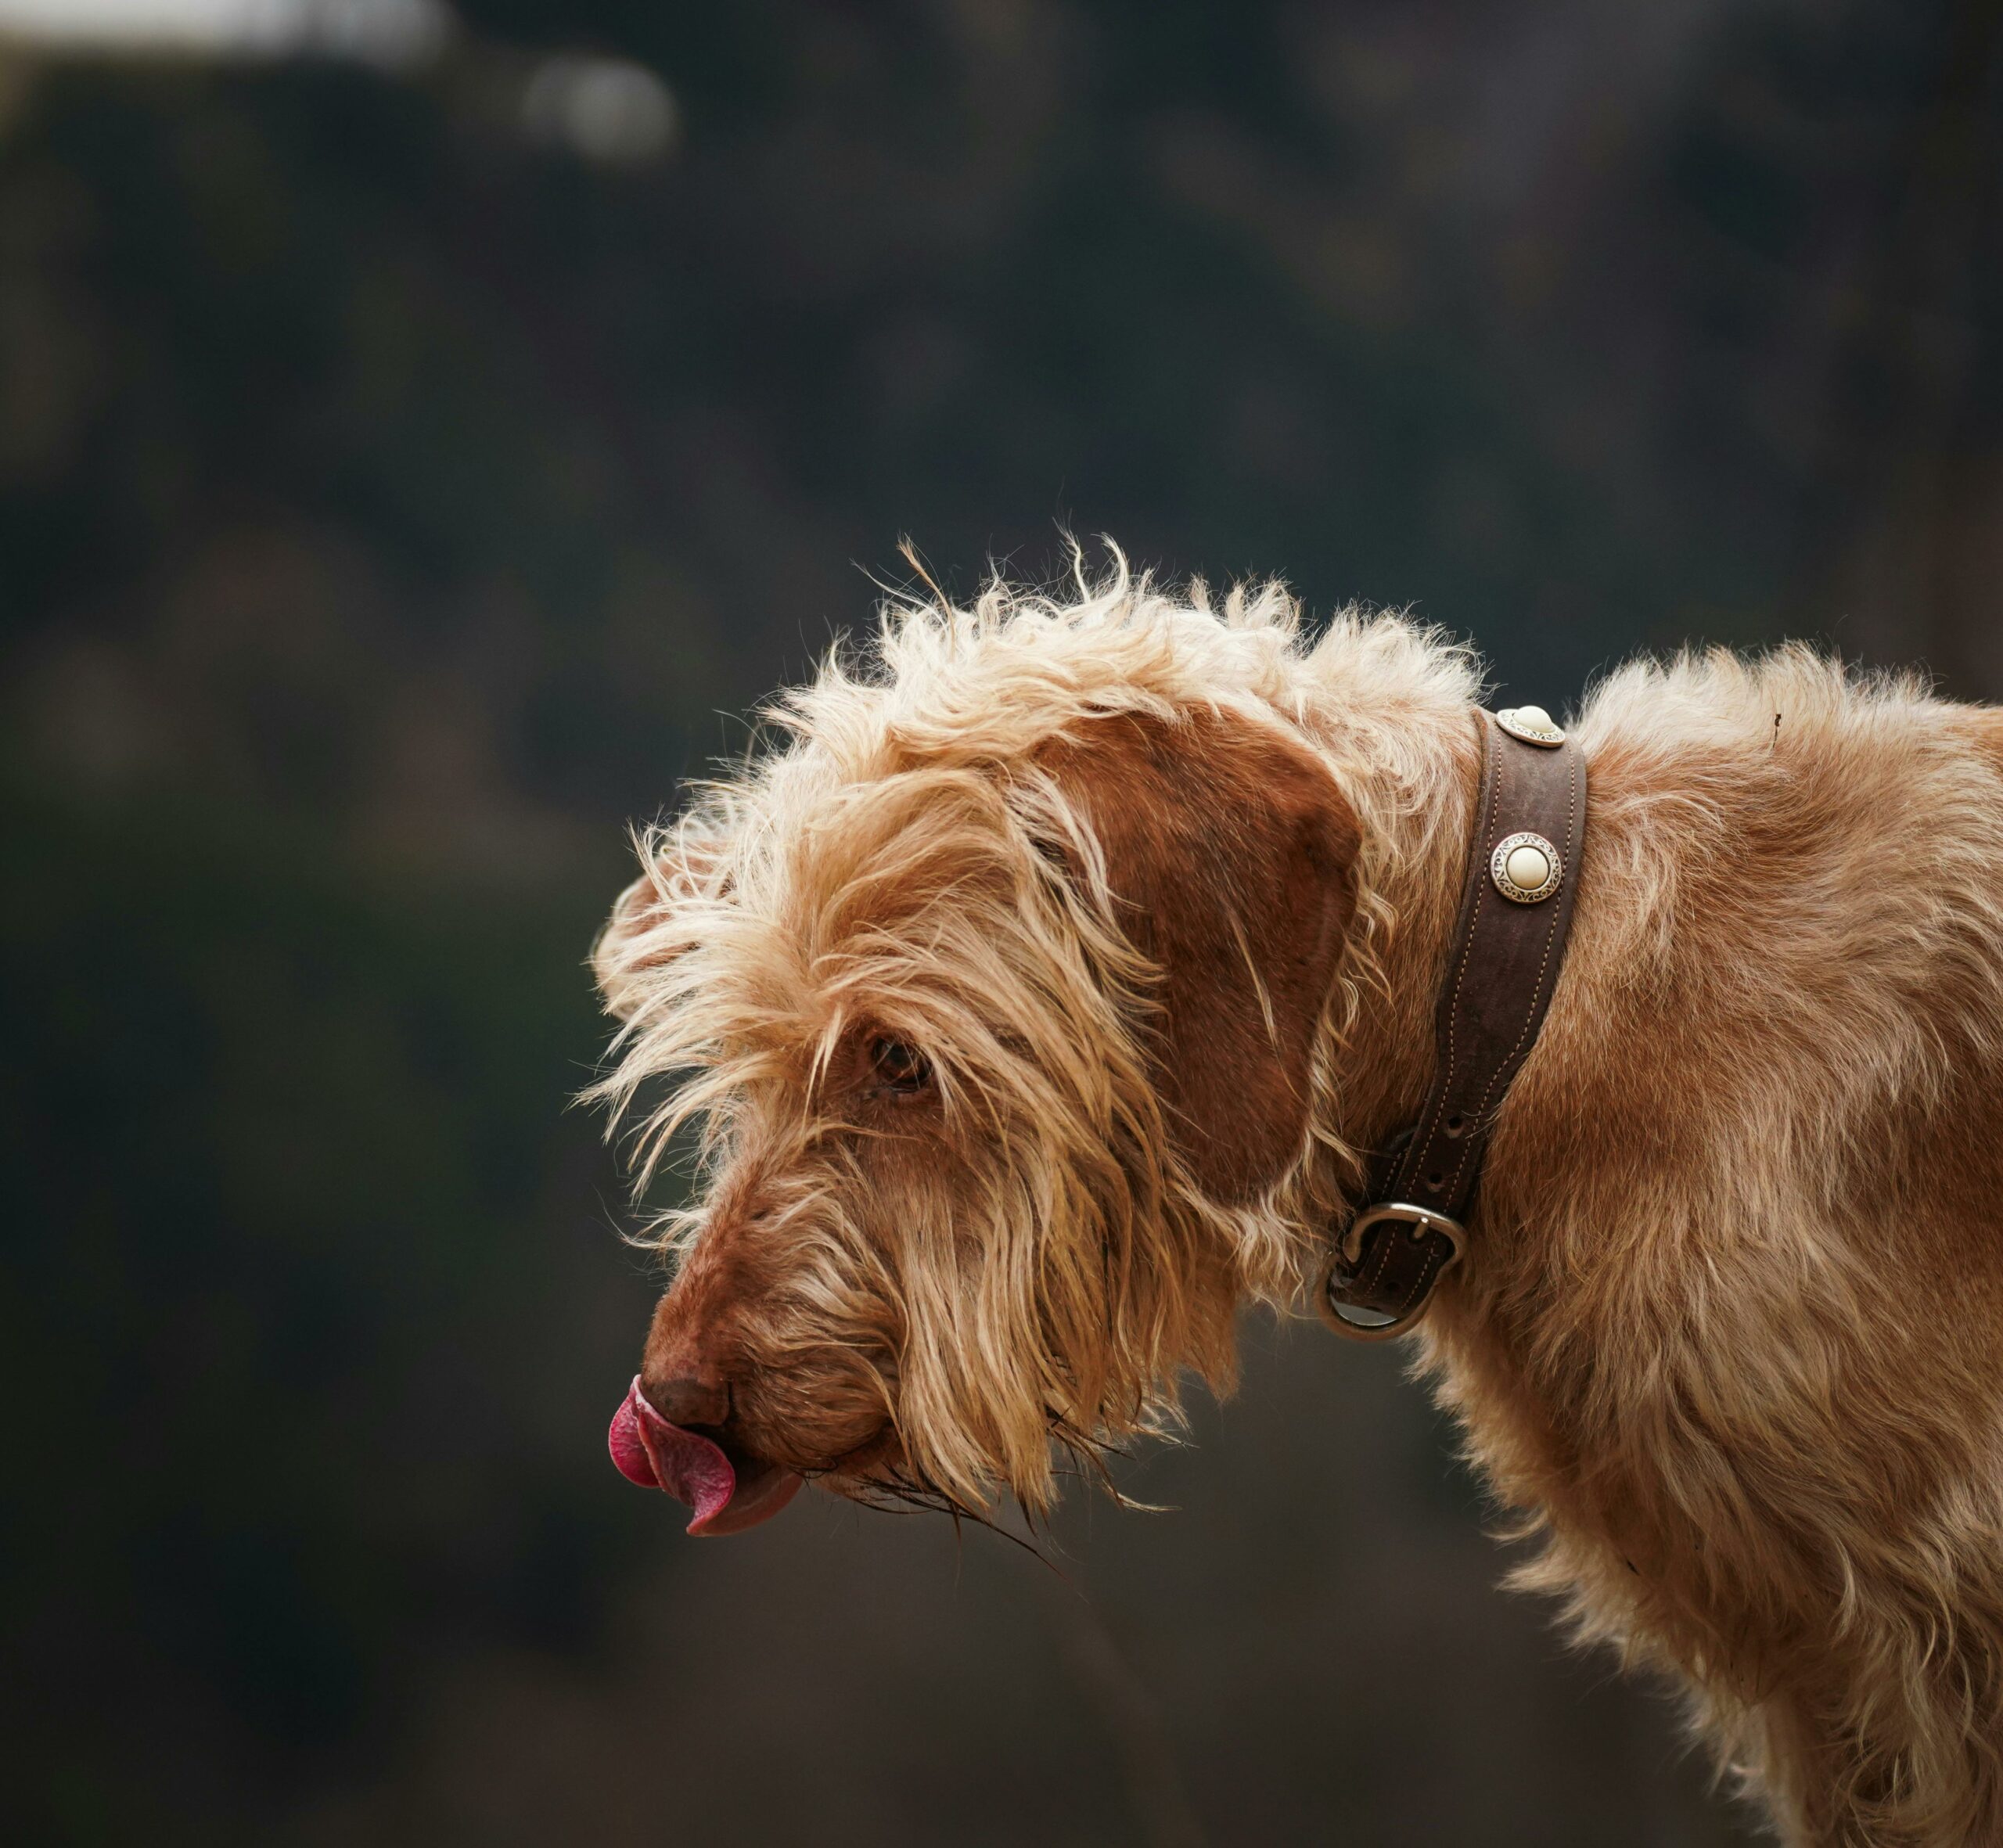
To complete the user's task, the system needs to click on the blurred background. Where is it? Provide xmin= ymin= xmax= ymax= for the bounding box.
xmin=5 ymin=1 xmax=2000 ymax=1842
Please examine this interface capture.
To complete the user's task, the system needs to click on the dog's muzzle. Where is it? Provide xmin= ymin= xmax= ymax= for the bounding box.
xmin=608 ymin=1376 xmax=803 ymax=1536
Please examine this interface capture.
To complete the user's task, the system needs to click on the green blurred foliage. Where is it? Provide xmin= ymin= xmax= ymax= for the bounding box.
xmin=1 ymin=777 xmax=656 ymax=1841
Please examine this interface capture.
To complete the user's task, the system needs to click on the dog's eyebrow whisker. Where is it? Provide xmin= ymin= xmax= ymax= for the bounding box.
xmin=805 ymin=1010 xmax=850 ymax=1094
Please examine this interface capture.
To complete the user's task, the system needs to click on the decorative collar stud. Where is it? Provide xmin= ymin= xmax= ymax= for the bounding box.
xmin=1497 ymin=705 xmax=1566 ymax=746
xmin=1491 ymin=830 xmax=1563 ymax=904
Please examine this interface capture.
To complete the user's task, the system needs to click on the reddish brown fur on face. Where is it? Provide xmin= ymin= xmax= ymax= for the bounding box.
xmin=1036 ymin=711 xmax=1359 ymax=1201
xmin=638 ymin=1214 xmax=766 ymax=1421
xmin=635 ymin=1155 xmax=906 ymax=1475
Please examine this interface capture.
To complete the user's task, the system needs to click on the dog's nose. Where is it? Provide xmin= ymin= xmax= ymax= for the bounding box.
xmin=641 ymin=1374 xmax=730 ymax=1429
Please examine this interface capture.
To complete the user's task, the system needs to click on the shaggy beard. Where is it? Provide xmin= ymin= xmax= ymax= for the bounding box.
xmin=826 ymin=1127 xmax=1258 ymax=1519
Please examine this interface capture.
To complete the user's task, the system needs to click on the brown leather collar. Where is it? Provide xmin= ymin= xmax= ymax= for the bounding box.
xmin=1318 ymin=705 xmax=1586 ymax=1340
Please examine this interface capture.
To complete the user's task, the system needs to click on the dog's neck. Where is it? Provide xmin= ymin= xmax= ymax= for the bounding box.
xmin=1300 ymin=688 xmax=1491 ymax=1177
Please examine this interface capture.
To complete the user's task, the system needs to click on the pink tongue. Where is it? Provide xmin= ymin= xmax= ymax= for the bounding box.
xmin=606 ymin=1378 xmax=801 ymax=1537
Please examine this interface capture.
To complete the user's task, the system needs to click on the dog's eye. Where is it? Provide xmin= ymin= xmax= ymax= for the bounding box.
xmin=869 ymin=1037 xmax=933 ymax=1097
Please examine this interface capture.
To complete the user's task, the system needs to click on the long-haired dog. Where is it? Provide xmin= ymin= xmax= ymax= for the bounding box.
xmin=592 ymin=559 xmax=2003 ymax=1846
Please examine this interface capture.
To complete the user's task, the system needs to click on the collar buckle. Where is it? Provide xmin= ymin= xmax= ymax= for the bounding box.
xmin=1316 ymin=1202 xmax=1466 ymax=1343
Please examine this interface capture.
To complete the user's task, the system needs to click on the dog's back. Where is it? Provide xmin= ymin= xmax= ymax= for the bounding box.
xmin=1439 ymin=648 xmax=2003 ymax=1843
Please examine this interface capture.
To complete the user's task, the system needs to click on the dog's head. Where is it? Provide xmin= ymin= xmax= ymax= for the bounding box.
xmin=592 ymin=581 xmax=1372 ymax=1531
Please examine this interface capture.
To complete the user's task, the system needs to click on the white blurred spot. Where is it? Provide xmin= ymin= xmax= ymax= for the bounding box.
xmin=0 ymin=0 xmax=454 ymax=67
xmin=522 ymin=55 xmax=677 ymax=165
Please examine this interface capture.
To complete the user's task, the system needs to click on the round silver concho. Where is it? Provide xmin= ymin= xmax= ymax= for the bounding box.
xmin=1490 ymin=830 xmax=1563 ymax=904
xmin=1496 ymin=704 xmax=1566 ymax=746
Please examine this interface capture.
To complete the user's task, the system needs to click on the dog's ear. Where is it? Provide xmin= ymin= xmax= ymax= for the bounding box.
xmin=592 ymin=815 xmax=731 ymax=1023
xmin=1037 ymin=710 xmax=1359 ymax=1201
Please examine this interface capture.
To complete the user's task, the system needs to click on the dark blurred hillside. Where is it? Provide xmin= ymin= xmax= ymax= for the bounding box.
xmin=2 ymin=1 xmax=1997 ymax=1843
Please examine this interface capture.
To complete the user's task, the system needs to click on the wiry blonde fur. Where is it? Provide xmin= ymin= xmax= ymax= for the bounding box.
xmin=595 ymin=555 xmax=2003 ymax=1845
xmin=594 ymin=558 xmax=1482 ymax=1506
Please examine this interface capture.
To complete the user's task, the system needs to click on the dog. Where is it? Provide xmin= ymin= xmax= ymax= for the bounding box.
xmin=592 ymin=559 xmax=2003 ymax=1846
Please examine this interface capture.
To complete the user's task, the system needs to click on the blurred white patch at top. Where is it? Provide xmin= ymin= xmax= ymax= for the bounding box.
xmin=0 ymin=0 xmax=454 ymax=67
xmin=522 ymin=54 xmax=677 ymax=164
